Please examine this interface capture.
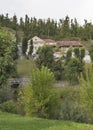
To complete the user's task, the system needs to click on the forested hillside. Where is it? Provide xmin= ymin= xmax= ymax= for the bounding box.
xmin=1 ymin=14 xmax=93 ymax=42
xmin=1 ymin=14 xmax=93 ymax=125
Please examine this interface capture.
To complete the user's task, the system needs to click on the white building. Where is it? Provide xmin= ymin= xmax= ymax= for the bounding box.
xmin=83 ymin=50 xmax=91 ymax=63
xmin=58 ymin=41 xmax=82 ymax=53
xmin=26 ymin=36 xmax=45 ymax=56
xmin=53 ymin=51 xmax=62 ymax=58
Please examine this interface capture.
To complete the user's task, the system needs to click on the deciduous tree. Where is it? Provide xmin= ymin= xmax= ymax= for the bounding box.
xmin=20 ymin=66 xmax=56 ymax=118
xmin=36 ymin=45 xmax=54 ymax=70
xmin=0 ymin=28 xmax=17 ymax=103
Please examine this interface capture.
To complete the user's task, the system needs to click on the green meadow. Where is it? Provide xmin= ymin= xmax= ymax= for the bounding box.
xmin=0 ymin=111 xmax=93 ymax=130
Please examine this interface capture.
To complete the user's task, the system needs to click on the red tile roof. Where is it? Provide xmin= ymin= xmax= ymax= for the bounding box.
xmin=58 ymin=41 xmax=82 ymax=47
xmin=43 ymin=39 xmax=55 ymax=43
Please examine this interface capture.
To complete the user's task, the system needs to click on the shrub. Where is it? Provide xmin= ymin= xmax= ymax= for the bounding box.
xmin=0 ymin=100 xmax=17 ymax=114
xmin=56 ymin=86 xmax=93 ymax=123
xmin=59 ymin=100 xmax=91 ymax=123
xmin=0 ymin=85 xmax=13 ymax=104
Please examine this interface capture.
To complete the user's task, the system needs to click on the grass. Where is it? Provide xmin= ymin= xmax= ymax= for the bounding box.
xmin=0 ymin=111 xmax=93 ymax=130
xmin=16 ymin=59 xmax=36 ymax=77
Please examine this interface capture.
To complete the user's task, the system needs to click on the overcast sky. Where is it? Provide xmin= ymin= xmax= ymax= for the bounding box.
xmin=0 ymin=0 xmax=93 ymax=24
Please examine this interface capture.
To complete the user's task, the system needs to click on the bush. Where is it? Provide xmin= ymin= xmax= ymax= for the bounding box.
xmin=59 ymin=100 xmax=91 ymax=123
xmin=0 ymin=100 xmax=17 ymax=114
xmin=0 ymin=85 xmax=13 ymax=103
xmin=56 ymin=86 xmax=93 ymax=123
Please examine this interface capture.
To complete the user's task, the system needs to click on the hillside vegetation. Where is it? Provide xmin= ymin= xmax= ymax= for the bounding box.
xmin=1 ymin=14 xmax=93 ymax=128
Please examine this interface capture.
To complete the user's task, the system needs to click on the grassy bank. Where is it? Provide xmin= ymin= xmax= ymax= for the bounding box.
xmin=0 ymin=111 xmax=93 ymax=130
xmin=17 ymin=59 xmax=36 ymax=77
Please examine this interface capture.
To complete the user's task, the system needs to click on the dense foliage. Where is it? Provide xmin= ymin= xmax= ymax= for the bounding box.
xmin=1 ymin=13 xmax=93 ymax=125
xmin=15 ymin=65 xmax=93 ymax=124
xmin=0 ymin=28 xmax=17 ymax=103
xmin=0 ymin=28 xmax=17 ymax=81
xmin=65 ymin=58 xmax=83 ymax=84
xmin=36 ymin=46 xmax=54 ymax=70
xmin=1 ymin=14 xmax=93 ymax=41
xmin=19 ymin=66 xmax=58 ymax=118
xmin=22 ymin=36 xmax=28 ymax=55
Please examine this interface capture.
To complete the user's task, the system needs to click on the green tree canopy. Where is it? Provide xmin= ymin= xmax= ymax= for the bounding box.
xmin=22 ymin=36 xmax=28 ymax=55
xmin=65 ymin=57 xmax=82 ymax=84
xmin=36 ymin=45 xmax=54 ymax=70
xmin=0 ymin=28 xmax=17 ymax=103
xmin=20 ymin=66 xmax=56 ymax=117
xmin=65 ymin=47 xmax=72 ymax=63
xmin=74 ymin=47 xmax=80 ymax=58
xmin=0 ymin=28 xmax=16 ymax=86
